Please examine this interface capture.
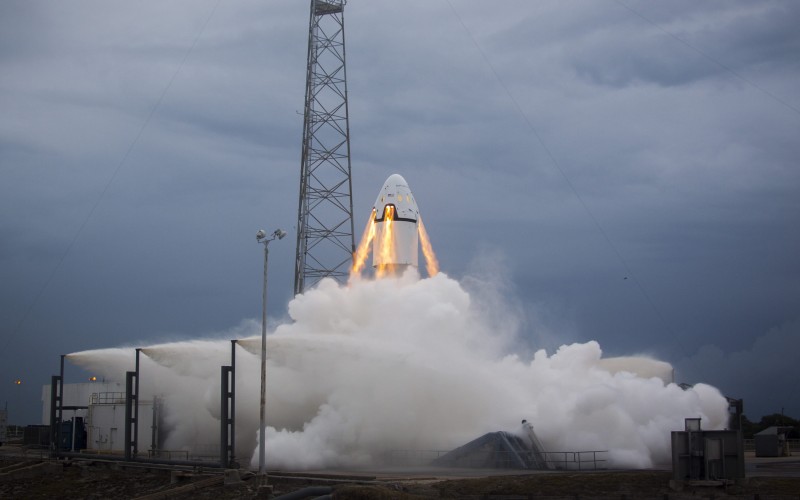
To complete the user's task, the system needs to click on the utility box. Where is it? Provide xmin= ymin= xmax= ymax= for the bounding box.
xmin=755 ymin=427 xmax=792 ymax=457
xmin=671 ymin=418 xmax=744 ymax=482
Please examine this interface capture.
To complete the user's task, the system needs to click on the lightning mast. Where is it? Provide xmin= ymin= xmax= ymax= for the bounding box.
xmin=294 ymin=0 xmax=355 ymax=295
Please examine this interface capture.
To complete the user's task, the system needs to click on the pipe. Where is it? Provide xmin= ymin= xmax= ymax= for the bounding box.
xmin=57 ymin=451 xmax=225 ymax=468
xmin=273 ymin=486 xmax=333 ymax=500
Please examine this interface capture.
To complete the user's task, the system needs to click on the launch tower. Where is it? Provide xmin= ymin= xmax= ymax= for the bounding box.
xmin=294 ymin=0 xmax=355 ymax=295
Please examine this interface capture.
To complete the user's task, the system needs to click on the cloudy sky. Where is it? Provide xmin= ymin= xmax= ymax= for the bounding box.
xmin=1 ymin=0 xmax=798 ymax=425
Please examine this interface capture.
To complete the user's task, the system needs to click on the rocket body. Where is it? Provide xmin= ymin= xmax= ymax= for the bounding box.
xmin=372 ymin=174 xmax=419 ymax=273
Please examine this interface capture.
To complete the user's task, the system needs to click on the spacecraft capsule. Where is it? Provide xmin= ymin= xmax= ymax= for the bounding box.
xmin=372 ymin=174 xmax=419 ymax=274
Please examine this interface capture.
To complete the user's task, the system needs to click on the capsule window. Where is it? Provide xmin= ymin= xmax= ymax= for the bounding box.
xmin=397 ymin=195 xmax=403 ymax=202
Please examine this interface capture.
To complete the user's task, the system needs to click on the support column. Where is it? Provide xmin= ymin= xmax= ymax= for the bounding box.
xmin=230 ymin=340 xmax=237 ymax=467
xmin=220 ymin=365 xmax=233 ymax=468
xmin=49 ymin=375 xmax=62 ymax=458
xmin=124 ymin=370 xmax=137 ymax=461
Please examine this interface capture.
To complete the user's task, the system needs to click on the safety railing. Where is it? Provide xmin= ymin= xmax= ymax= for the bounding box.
xmin=383 ymin=448 xmax=606 ymax=470
xmin=539 ymin=450 xmax=607 ymax=470
xmin=90 ymin=392 xmax=126 ymax=405
xmin=189 ymin=443 xmax=221 ymax=461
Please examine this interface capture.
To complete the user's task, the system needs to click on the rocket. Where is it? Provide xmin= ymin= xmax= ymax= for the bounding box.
xmin=350 ymin=173 xmax=437 ymax=279
xmin=372 ymin=174 xmax=419 ymax=274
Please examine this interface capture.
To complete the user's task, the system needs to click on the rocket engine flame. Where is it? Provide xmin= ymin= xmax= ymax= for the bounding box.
xmin=418 ymin=217 xmax=439 ymax=277
xmin=376 ymin=204 xmax=398 ymax=278
xmin=351 ymin=209 xmax=377 ymax=277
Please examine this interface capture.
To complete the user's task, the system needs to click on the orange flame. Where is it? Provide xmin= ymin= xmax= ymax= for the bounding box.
xmin=351 ymin=205 xmax=439 ymax=280
xmin=350 ymin=209 xmax=377 ymax=279
xmin=375 ymin=205 xmax=396 ymax=279
xmin=418 ymin=217 xmax=439 ymax=277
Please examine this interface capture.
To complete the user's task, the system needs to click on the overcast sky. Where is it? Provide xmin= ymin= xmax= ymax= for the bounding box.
xmin=1 ymin=1 xmax=798 ymax=425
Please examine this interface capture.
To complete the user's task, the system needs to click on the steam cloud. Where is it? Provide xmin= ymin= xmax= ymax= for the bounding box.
xmin=68 ymin=269 xmax=728 ymax=470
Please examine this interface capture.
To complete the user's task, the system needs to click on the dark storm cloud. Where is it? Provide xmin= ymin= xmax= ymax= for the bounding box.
xmin=676 ymin=319 xmax=800 ymax=416
xmin=1 ymin=0 xmax=798 ymax=424
xmin=560 ymin=2 xmax=800 ymax=87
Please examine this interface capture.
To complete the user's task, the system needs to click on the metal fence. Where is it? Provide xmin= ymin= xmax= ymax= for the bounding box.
xmin=743 ymin=439 xmax=800 ymax=452
xmin=3 ymin=427 xmax=25 ymax=440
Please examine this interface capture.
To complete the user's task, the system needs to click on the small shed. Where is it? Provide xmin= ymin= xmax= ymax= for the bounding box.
xmin=755 ymin=426 xmax=792 ymax=457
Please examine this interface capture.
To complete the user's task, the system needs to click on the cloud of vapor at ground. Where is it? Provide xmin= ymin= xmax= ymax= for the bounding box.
xmin=68 ymin=269 xmax=728 ymax=470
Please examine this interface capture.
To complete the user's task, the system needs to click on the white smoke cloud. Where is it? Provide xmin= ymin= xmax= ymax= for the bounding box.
xmin=68 ymin=269 xmax=728 ymax=470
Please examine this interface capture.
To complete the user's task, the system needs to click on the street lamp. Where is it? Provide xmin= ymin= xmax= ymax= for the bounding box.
xmin=256 ymin=228 xmax=286 ymax=477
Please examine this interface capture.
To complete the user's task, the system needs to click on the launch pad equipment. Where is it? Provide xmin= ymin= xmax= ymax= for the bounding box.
xmin=433 ymin=429 xmax=552 ymax=470
xmin=294 ymin=0 xmax=356 ymax=294
xmin=671 ymin=418 xmax=744 ymax=484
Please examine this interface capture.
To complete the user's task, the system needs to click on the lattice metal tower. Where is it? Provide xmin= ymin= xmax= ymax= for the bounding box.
xmin=294 ymin=0 xmax=355 ymax=295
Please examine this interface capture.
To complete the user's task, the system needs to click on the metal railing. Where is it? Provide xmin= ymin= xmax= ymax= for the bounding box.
xmin=90 ymin=392 xmax=126 ymax=405
xmin=383 ymin=448 xmax=607 ymax=470
xmin=189 ymin=443 xmax=221 ymax=461
xmin=540 ymin=450 xmax=607 ymax=471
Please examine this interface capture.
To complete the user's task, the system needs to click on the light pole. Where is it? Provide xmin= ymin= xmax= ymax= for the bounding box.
xmin=256 ymin=228 xmax=286 ymax=477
